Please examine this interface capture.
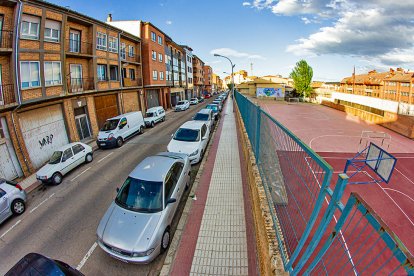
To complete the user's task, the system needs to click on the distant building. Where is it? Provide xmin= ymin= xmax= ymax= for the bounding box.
xmin=236 ymin=78 xmax=285 ymax=99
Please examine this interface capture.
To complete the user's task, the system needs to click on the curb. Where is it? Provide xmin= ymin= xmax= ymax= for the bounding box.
xmin=159 ymin=118 xmax=221 ymax=276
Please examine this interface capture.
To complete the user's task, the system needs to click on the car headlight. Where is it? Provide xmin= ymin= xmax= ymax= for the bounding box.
xmin=189 ymin=149 xmax=199 ymax=157
xmin=132 ymin=248 xmax=154 ymax=257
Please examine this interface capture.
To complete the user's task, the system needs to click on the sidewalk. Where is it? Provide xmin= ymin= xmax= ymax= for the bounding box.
xmin=167 ymin=97 xmax=258 ymax=275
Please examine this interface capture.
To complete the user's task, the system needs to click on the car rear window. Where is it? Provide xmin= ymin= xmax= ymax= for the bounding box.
xmin=194 ymin=113 xmax=209 ymax=121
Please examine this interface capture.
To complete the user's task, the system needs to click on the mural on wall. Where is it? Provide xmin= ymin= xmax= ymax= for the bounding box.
xmin=256 ymin=87 xmax=284 ymax=98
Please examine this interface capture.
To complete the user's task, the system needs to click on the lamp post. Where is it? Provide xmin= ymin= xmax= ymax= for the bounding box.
xmin=214 ymin=54 xmax=235 ymax=98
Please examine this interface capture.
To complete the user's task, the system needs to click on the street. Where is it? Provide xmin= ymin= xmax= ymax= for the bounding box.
xmin=0 ymin=100 xmax=213 ymax=275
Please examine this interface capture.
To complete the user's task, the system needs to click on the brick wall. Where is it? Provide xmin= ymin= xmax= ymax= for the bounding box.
xmin=86 ymin=96 xmax=99 ymax=138
xmin=0 ymin=6 xmax=15 ymax=31
xmin=122 ymin=91 xmax=139 ymax=113
xmin=62 ymin=99 xmax=78 ymax=141
xmin=0 ymin=56 xmax=13 ymax=86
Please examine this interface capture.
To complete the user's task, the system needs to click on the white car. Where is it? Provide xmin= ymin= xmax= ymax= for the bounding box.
xmin=189 ymin=98 xmax=198 ymax=105
xmin=192 ymin=109 xmax=214 ymax=132
xmin=36 ymin=142 xmax=93 ymax=185
xmin=144 ymin=106 xmax=166 ymax=128
xmin=167 ymin=121 xmax=210 ymax=164
xmin=0 ymin=179 xmax=27 ymax=225
xmin=175 ymin=100 xmax=190 ymax=111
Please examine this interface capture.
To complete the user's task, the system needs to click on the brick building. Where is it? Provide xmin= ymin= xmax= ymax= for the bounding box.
xmin=192 ymin=55 xmax=204 ymax=96
xmin=0 ymin=0 xmax=143 ymax=179
xmin=203 ymin=65 xmax=212 ymax=93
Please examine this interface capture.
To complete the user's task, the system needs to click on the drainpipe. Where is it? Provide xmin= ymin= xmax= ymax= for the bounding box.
xmin=118 ymin=31 xmax=125 ymax=113
xmin=11 ymin=0 xmax=31 ymax=174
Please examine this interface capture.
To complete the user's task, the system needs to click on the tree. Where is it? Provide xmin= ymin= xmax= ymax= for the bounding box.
xmin=290 ymin=60 xmax=313 ymax=98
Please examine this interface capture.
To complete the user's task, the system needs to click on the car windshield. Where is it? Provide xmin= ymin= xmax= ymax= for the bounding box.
xmin=146 ymin=112 xmax=154 ymax=117
xmin=101 ymin=119 xmax=120 ymax=131
xmin=115 ymin=177 xmax=163 ymax=213
xmin=206 ymin=105 xmax=218 ymax=112
xmin=49 ymin=151 xmax=62 ymax=164
xmin=177 ymin=101 xmax=185 ymax=105
xmin=191 ymin=98 xmax=197 ymax=101
xmin=174 ymin=128 xmax=200 ymax=142
xmin=194 ymin=113 xmax=209 ymax=121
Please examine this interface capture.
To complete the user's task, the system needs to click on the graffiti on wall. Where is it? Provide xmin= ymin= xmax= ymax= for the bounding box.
xmin=38 ymin=134 xmax=54 ymax=149
xmin=256 ymin=87 xmax=284 ymax=97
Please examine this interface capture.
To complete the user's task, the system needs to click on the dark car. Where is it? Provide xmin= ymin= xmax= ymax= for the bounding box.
xmin=6 ymin=253 xmax=84 ymax=276
xmin=197 ymin=96 xmax=204 ymax=103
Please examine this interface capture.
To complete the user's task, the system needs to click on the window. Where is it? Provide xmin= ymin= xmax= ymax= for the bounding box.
xmin=21 ymin=14 xmax=40 ymax=40
xmin=122 ymin=68 xmax=127 ymax=78
xmin=0 ymin=119 xmax=4 ymax=138
xmin=128 ymin=45 xmax=134 ymax=57
xmin=152 ymin=50 xmax=156 ymax=60
xmin=152 ymin=70 xmax=158 ymax=80
xmin=97 ymin=65 xmax=107 ymax=81
xmin=44 ymin=20 xmax=60 ymax=42
xmin=20 ymin=61 xmax=40 ymax=88
xmin=201 ymin=125 xmax=207 ymax=138
xmin=159 ymin=53 xmax=163 ymax=62
xmin=120 ymin=43 xmax=126 ymax=60
xmin=44 ymin=61 xmax=62 ymax=86
xmin=160 ymin=71 xmax=164 ymax=80
xmin=109 ymin=65 xmax=118 ymax=81
xmin=129 ymin=68 xmax=135 ymax=80
xmin=69 ymin=30 xmax=81 ymax=52
xmin=151 ymin=31 xmax=156 ymax=42
xmin=72 ymin=144 xmax=85 ymax=155
xmin=96 ymin=32 xmax=107 ymax=50
xmin=62 ymin=148 xmax=73 ymax=162
xmin=0 ymin=188 xmax=6 ymax=198
xmin=108 ymin=36 xmax=118 ymax=53
xmin=158 ymin=36 xmax=162 ymax=45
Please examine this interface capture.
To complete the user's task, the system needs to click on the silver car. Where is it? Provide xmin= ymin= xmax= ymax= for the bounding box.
xmin=97 ymin=152 xmax=191 ymax=263
xmin=0 ymin=179 xmax=27 ymax=225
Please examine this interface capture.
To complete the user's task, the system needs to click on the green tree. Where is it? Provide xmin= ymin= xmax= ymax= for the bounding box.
xmin=289 ymin=60 xmax=313 ymax=98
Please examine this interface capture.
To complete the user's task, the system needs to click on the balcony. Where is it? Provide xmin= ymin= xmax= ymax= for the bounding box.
xmin=0 ymin=30 xmax=13 ymax=50
xmin=66 ymin=39 xmax=93 ymax=56
xmin=123 ymin=77 xmax=143 ymax=87
xmin=0 ymin=84 xmax=16 ymax=106
xmin=67 ymin=78 xmax=94 ymax=93
xmin=125 ymin=53 xmax=141 ymax=63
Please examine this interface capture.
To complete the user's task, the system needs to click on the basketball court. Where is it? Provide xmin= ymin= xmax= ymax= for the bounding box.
xmin=259 ymin=100 xmax=414 ymax=260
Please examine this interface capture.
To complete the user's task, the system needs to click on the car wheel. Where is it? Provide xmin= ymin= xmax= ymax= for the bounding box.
xmin=116 ymin=137 xmax=123 ymax=147
xmin=140 ymin=126 xmax=144 ymax=134
xmin=161 ymin=228 xmax=170 ymax=252
xmin=52 ymin=172 xmax=63 ymax=185
xmin=11 ymin=199 xmax=25 ymax=215
xmin=151 ymin=121 xmax=155 ymax=128
xmin=85 ymin=153 xmax=93 ymax=163
xmin=162 ymin=116 xmax=165 ymax=122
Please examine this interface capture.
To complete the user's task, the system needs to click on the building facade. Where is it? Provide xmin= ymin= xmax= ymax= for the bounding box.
xmin=192 ymin=55 xmax=204 ymax=96
xmin=203 ymin=65 xmax=212 ymax=94
xmin=182 ymin=45 xmax=194 ymax=98
xmin=0 ymin=0 xmax=144 ymax=180
xmin=166 ymin=38 xmax=187 ymax=106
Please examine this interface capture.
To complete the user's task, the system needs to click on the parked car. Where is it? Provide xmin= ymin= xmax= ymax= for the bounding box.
xmin=204 ymin=94 xmax=212 ymax=99
xmin=5 ymin=253 xmax=84 ymax=276
xmin=197 ymin=97 xmax=204 ymax=103
xmin=167 ymin=121 xmax=210 ymax=165
xmin=97 ymin=111 xmax=145 ymax=148
xmin=192 ymin=109 xmax=215 ymax=132
xmin=36 ymin=142 xmax=93 ymax=185
xmin=0 ymin=178 xmax=27 ymax=225
xmin=175 ymin=100 xmax=190 ymax=111
xmin=212 ymin=100 xmax=223 ymax=111
xmin=144 ymin=106 xmax=165 ymax=128
xmin=97 ymin=152 xmax=191 ymax=264
xmin=205 ymin=104 xmax=220 ymax=120
xmin=189 ymin=98 xmax=199 ymax=105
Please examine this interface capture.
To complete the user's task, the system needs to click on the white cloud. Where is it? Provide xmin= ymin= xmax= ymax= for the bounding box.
xmin=166 ymin=20 xmax=172 ymax=25
xmin=210 ymin=48 xmax=265 ymax=60
xmin=242 ymin=2 xmax=251 ymax=6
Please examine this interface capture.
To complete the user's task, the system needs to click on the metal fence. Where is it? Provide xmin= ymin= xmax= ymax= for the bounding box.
xmin=234 ymin=91 xmax=414 ymax=275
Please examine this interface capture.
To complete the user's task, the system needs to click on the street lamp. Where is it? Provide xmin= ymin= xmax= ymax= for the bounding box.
xmin=214 ymin=54 xmax=235 ymax=98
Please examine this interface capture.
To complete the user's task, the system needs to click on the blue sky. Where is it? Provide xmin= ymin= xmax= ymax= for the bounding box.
xmin=49 ymin=0 xmax=414 ymax=81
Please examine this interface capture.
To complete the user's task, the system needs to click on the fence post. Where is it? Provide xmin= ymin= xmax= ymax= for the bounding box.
xmin=255 ymin=104 xmax=261 ymax=162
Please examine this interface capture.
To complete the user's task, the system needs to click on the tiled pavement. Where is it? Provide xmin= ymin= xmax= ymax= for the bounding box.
xmin=170 ymin=97 xmax=258 ymax=276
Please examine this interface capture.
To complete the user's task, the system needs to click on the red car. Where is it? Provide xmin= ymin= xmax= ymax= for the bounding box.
xmin=204 ymin=94 xmax=212 ymax=99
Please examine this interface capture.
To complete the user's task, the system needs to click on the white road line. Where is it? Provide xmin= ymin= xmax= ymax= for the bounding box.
xmin=97 ymin=152 xmax=113 ymax=164
xmin=395 ymin=168 xmax=414 ymax=187
xmin=77 ymin=242 xmax=98 ymax=271
xmin=0 ymin=220 xmax=21 ymax=239
xmin=71 ymin=167 xmax=91 ymax=182
xmin=30 ymin=193 xmax=55 ymax=214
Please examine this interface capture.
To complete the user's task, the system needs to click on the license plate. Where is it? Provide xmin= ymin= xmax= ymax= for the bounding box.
xmin=100 ymin=143 xmax=106 ymax=146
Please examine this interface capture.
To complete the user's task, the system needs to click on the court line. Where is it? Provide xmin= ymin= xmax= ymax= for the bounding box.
xmin=395 ymin=168 xmax=414 ymax=187
xmin=382 ymin=188 xmax=414 ymax=203
xmin=309 ymin=135 xmax=361 ymax=150
xmin=77 ymin=242 xmax=98 ymax=271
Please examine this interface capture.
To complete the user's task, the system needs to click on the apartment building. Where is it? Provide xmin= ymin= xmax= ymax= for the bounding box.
xmin=166 ymin=38 xmax=187 ymax=106
xmin=192 ymin=55 xmax=204 ymax=96
xmin=203 ymin=65 xmax=212 ymax=94
xmin=182 ymin=45 xmax=194 ymax=98
xmin=0 ymin=0 xmax=143 ymax=180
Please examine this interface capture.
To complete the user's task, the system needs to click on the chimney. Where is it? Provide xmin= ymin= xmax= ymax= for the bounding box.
xmin=107 ymin=13 xmax=112 ymax=22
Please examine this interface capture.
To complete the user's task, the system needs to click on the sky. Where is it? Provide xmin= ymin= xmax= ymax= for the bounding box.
xmin=48 ymin=0 xmax=414 ymax=81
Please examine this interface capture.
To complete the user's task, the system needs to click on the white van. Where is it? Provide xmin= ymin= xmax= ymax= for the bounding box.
xmin=144 ymin=106 xmax=165 ymax=127
xmin=97 ymin=111 xmax=145 ymax=148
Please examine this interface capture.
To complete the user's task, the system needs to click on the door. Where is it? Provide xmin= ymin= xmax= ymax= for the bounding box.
xmin=94 ymin=95 xmax=119 ymax=128
xmin=61 ymin=147 xmax=75 ymax=175
xmin=200 ymin=124 xmax=208 ymax=150
xmin=146 ymin=89 xmax=160 ymax=109
xmin=74 ymin=107 xmax=92 ymax=140
xmin=0 ymin=143 xmax=18 ymax=180
xmin=70 ymin=64 xmax=83 ymax=92
xmin=19 ymin=105 xmax=69 ymax=169
xmin=118 ymin=117 xmax=128 ymax=138
xmin=0 ymin=188 xmax=9 ymax=223
xmin=72 ymin=144 xmax=86 ymax=167
xmin=69 ymin=30 xmax=80 ymax=53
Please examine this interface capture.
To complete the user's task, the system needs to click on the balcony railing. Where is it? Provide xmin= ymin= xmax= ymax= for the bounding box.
xmin=0 ymin=84 xmax=16 ymax=106
xmin=68 ymin=78 xmax=94 ymax=93
xmin=0 ymin=30 xmax=13 ymax=49
xmin=67 ymin=39 xmax=93 ymax=55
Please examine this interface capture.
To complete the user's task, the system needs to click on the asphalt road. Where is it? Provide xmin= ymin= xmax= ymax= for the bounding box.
xmin=0 ymin=99 xmax=214 ymax=275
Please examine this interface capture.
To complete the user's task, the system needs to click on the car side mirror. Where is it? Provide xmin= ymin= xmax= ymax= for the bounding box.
xmin=166 ymin=198 xmax=176 ymax=205
xmin=202 ymin=137 xmax=207 ymax=141
xmin=171 ymin=134 xmax=174 ymax=138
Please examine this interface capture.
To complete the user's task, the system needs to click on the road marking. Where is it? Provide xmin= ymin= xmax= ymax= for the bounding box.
xmin=97 ymin=152 xmax=113 ymax=163
xmin=71 ymin=167 xmax=91 ymax=182
xmin=30 ymin=193 xmax=55 ymax=214
xmin=0 ymin=220 xmax=21 ymax=239
xmin=77 ymin=242 xmax=98 ymax=271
